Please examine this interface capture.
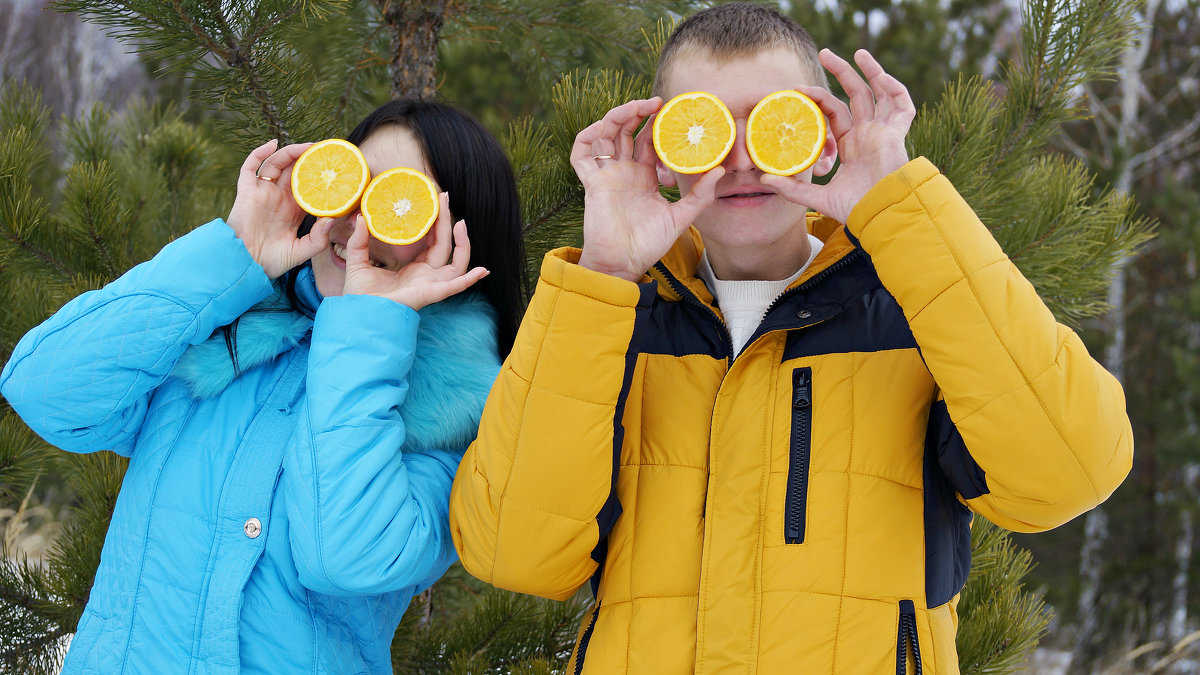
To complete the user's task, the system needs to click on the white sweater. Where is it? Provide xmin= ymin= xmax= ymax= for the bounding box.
xmin=697 ymin=234 xmax=824 ymax=355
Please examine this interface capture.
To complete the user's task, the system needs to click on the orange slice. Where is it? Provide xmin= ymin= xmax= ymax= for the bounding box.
xmin=291 ymin=139 xmax=371 ymax=217
xmin=360 ymin=167 xmax=440 ymax=245
xmin=746 ymin=90 xmax=827 ymax=176
xmin=652 ymin=91 xmax=736 ymax=174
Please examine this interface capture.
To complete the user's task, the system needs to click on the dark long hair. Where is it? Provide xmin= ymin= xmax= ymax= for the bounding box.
xmin=291 ymin=99 xmax=526 ymax=357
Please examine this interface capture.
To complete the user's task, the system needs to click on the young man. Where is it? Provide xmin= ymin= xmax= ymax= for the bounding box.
xmin=450 ymin=4 xmax=1132 ymax=673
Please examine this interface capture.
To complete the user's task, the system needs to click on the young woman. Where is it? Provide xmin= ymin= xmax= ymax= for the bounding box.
xmin=0 ymin=99 xmax=525 ymax=674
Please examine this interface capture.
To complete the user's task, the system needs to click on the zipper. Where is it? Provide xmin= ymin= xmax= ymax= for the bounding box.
xmin=896 ymin=599 xmax=923 ymax=675
xmin=652 ymin=261 xmax=735 ymax=365
xmin=573 ymin=603 xmax=601 ymax=675
xmin=785 ymin=367 xmax=812 ymax=544
xmin=763 ymin=248 xmax=861 ymax=317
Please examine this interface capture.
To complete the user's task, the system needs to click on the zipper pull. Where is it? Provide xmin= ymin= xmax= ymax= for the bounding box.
xmin=793 ymin=370 xmax=811 ymax=408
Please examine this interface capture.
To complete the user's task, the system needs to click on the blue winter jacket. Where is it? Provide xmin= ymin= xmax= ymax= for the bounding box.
xmin=0 ymin=220 xmax=502 ymax=674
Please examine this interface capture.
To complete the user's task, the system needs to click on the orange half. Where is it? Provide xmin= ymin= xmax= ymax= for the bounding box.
xmin=360 ymin=167 xmax=439 ymax=245
xmin=291 ymin=139 xmax=371 ymax=217
xmin=746 ymin=90 xmax=828 ymax=176
xmin=652 ymin=91 xmax=736 ymax=174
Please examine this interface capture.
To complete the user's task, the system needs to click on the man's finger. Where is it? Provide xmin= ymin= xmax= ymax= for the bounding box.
xmin=760 ymin=174 xmax=824 ymax=212
xmin=854 ymin=50 xmax=916 ymax=126
xmin=671 ymin=166 xmax=724 ymax=226
xmin=796 ymin=85 xmax=853 ymax=141
xmin=632 ymin=112 xmax=659 ymax=166
xmin=820 ymin=49 xmax=874 ymax=123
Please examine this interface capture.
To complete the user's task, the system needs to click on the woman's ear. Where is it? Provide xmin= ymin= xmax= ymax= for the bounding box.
xmin=656 ymin=160 xmax=679 ymax=188
xmin=813 ymin=126 xmax=838 ymax=177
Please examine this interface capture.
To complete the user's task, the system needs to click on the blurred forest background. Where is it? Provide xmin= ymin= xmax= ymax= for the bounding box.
xmin=0 ymin=0 xmax=1197 ymax=673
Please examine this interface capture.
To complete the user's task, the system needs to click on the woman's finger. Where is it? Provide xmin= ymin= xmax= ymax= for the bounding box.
xmin=292 ymin=217 xmax=333 ymax=264
xmin=426 ymin=192 xmax=454 ymax=267
xmin=240 ymin=139 xmax=279 ymax=181
xmin=437 ymin=267 xmax=489 ymax=299
xmin=273 ymin=142 xmax=314 ymax=188
xmin=344 ymin=215 xmax=372 ymax=269
xmin=450 ymin=220 xmax=471 ymax=273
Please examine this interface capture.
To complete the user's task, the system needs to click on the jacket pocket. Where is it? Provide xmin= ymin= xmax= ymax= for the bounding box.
xmin=896 ymin=599 xmax=923 ymax=675
xmin=785 ymin=367 xmax=812 ymax=544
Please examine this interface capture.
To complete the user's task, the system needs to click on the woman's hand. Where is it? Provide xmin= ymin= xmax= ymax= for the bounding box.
xmin=340 ymin=193 xmax=489 ymax=310
xmin=226 ymin=139 xmax=334 ymax=279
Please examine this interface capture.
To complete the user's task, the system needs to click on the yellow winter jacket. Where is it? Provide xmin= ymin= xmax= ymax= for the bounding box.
xmin=450 ymin=158 xmax=1133 ymax=674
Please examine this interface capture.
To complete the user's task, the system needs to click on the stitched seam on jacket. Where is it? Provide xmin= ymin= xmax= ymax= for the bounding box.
xmin=618 ymin=462 xmax=707 ymax=470
xmin=910 ymin=182 xmax=1102 ymax=500
xmin=18 ymin=291 xmax=203 ymax=429
xmin=760 ymin=589 xmax=916 ymax=603
xmin=590 ymin=593 xmax=701 ymax=606
xmin=556 ymin=282 xmax=639 ymax=309
xmin=493 ymin=282 xmax=558 ymax=584
xmin=765 ymin=469 xmax=921 ymax=489
xmin=834 ymin=354 xmax=855 ymax=672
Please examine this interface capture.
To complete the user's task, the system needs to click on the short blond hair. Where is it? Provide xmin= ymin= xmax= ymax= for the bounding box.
xmin=653 ymin=3 xmax=828 ymax=98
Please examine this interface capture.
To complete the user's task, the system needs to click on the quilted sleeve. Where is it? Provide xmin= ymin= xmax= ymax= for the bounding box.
xmin=846 ymin=157 xmax=1133 ymax=533
xmin=0 ymin=220 xmax=273 ymax=456
xmin=449 ymin=248 xmax=645 ymax=601
xmin=285 ymin=295 xmax=466 ymax=596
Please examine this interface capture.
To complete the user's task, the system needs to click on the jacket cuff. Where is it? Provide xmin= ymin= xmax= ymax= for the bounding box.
xmin=156 ymin=219 xmax=275 ymax=334
xmin=313 ymin=294 xmax=420 ymax=380
xmin=540 ymin=247 xmax=647 ymax=309
xmin=845 ymin=157 xmax=941 ymax=238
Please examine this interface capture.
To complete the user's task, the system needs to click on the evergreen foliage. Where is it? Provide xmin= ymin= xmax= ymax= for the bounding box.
xmin=956 ymin=520 xmax=1051 ymax=674
xmin=1013 ymin=0 xmax=1200 ymax=665
xmin=390 ymin=566 xmax=589 ymax=673
xmin=789 ymin=0 xmax=1016 ymax=109
xmin=0 ymin=79 xmax=227 ymax=673
xmin=0 ymin=0 xmax=1155 ymax=672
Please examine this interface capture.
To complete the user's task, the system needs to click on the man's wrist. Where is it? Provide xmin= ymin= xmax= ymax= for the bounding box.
xmin=577 ymin=250 xmax=644 ymax=283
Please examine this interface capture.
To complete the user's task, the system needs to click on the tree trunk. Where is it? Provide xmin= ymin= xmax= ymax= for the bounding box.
xmin=373 ymin=0 xmax=450 ymax=100
xmin=1068 ymin=0 xmax=1161 ymax=670
xmin=1071 ymin=507 xmax=1109 ymax=668
xmin=1169 ymin=464 xmax=1199 ymax=648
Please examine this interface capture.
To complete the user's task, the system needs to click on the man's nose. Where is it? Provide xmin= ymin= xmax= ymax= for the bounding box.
xmin=722 ymin=119 xmax=757 ymax=173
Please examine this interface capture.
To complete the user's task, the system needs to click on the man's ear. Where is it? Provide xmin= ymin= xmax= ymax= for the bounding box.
xmin=656 ymin=159 xmax=679 ymax=188
xmin=813 ymin=127 xmax=838 ymax=177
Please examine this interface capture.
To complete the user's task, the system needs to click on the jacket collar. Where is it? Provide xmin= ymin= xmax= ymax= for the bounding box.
xmin=650 ymin=213 xmax=859 ymax=306
xmin=170 ymin=279 xmax=500 ymax=454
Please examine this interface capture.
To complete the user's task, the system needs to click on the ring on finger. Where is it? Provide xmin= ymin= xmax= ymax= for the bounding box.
xmin=592 ymin=154 xmax=615 ymax=160
xmin=256 ymin=175 xmax=277 ymax=183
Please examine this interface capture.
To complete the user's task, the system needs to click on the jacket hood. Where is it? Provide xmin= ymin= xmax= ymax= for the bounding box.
xmin=171 ymin=289 xmax=500 ymax=453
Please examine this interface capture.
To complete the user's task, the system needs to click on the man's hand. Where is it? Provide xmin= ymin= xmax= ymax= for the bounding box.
xmin=340 ymin=193 xmax=488 ymax=311
xmin=761 ymin=49 xmax=915 ymax=225
xmin=571 ymin=98 xmax=724 ymax=282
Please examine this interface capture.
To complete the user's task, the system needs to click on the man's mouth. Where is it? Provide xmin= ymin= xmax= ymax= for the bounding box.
xmin=719 ymin=190 xmax=774 ymax=200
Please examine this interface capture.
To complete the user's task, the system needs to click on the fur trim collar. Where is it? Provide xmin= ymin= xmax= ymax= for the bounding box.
xmin=171 ymin=290 xmax=500 ymax=453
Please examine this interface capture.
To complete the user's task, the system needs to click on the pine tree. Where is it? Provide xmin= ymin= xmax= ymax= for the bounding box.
xmin=0 ymin=0 xmax=1152 ymax=672
xmin=1014 ymin=0 xmax=1200 ymax=669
